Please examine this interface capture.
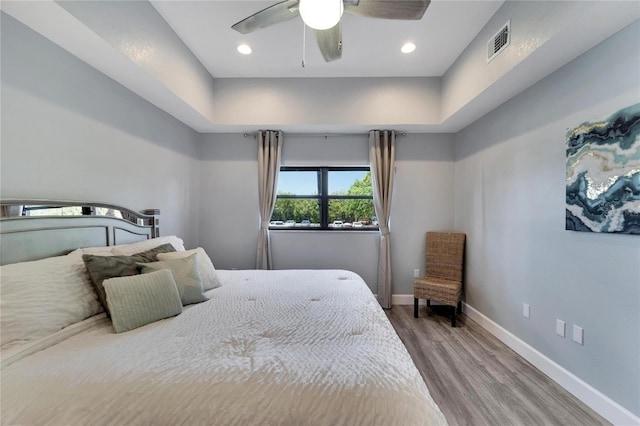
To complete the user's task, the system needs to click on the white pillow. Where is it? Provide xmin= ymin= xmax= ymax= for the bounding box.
xmin=79 ymin=245 xmax=117 ymax=256
xmin=80 ymin=236 xmax=185 ymax=257
xmin=157 ymin=247 xmax=221 ymax=291
xmin=110 ymin=235 xmax=186 ymax=256
xmin=0 ymin=250 xmax=103 ymax=350
xmin=103 ymin=269 xmax=183 ymax=333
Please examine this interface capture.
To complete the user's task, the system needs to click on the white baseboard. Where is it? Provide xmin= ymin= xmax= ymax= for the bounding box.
xmin=391 ymin=294 xmax=456 ymax=306
xmin=391 ymin=294 xmax=639 ymax=426
xmin=391 ymin=294 xmax=424 ymax=306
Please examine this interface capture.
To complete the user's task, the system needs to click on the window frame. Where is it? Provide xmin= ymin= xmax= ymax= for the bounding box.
xmin=271 ymin=166 xmax=378 ymax=231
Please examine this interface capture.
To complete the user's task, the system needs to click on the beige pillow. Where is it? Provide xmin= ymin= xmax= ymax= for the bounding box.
xmin=157 ymin=247 xmax=221 ymax=291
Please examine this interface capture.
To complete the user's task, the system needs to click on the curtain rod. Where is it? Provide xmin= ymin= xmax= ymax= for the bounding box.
xmin=243 ymin=131 xmax=407 ymax=138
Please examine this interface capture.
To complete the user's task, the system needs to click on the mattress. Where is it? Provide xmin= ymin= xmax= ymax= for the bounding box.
xmin=1 ymin=269 xmax=447 ymax=425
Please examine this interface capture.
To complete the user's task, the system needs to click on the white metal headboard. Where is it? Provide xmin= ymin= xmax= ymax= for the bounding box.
xmin=0 ymin=199 xmax=160 ymax=265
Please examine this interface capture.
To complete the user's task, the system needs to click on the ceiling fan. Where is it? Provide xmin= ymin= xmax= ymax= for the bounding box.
xmin=231 ymin=0 xmax=431 ymax=62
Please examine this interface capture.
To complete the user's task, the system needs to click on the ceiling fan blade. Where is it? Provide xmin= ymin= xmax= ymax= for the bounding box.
xmin=344 ymin=0 xmax=430 ymax=20
xmin=232 ymin=1 xmax=300 ymax=34
xmin=315 ymin=22 xmax=342 ymax=62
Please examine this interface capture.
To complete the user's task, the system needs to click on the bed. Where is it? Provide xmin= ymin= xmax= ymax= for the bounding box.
xmin=0 ymin=200 xmax=447 ymax=425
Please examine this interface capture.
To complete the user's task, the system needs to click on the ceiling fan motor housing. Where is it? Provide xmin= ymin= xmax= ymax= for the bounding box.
xmin=299 ymin=0 xmax=344 ymax=30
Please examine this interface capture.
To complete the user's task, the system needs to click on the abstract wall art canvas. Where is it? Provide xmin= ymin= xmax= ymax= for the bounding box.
xmin=566 ymin=103 xmax=640 ymax=234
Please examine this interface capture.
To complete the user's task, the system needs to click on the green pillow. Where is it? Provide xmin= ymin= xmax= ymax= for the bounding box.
xmin=103 ymin=269 xmax=183 ymax=333
xmin=138 ymin=253 xmax=208 ymax=306
xmin=82 ymin=243 xmax=176 ymax=316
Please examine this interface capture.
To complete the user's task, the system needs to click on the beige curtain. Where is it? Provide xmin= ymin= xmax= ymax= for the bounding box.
xmin=256 ymin=130 xmax=283 ymax=269
xmin=369 ymin=130 xmax=396 ymax=309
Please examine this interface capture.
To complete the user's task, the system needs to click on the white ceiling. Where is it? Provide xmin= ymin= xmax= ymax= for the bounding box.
xmin=150 ymin=0 xmax=504 ymax=78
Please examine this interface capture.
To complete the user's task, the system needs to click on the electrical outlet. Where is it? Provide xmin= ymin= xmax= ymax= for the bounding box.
xmin=413 ymin=269 xmax=420 ymax=278
xmin=556 ymin=319 xmax=565 ymax=337
xmin=522 ymin=303 xmax=530 ymax=319
xmin=573 ymin=325 xmax=584 ymax=345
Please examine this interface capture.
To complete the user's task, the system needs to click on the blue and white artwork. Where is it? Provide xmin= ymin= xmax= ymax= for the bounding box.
xmin=566 ymin=103 xmax=640 ymax=234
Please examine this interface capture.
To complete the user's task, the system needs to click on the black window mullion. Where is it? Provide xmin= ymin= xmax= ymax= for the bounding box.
xmin=277 ymin=195 xmax=320 ymax=199
xmin=327 ymin=195 xmax=373 ymax=200
xmin=320 ymin=169 xmax=329 ymax=228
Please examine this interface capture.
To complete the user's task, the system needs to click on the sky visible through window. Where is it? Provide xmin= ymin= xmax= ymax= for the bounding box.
xmin=278 ymin=170 xmax=368 ymax=195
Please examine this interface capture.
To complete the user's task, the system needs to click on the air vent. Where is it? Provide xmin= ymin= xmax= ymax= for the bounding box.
xmin=487 ymin=20 xmax=510 ymax=63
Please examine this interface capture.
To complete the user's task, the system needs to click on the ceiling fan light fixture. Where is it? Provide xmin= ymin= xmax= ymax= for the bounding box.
xmin=299 ymin=0 xmax=344 ymax=30
xmin=237 ymin=44 xmax=252 ymax=55
xmin=401 ymin=42 xmax=416 ymax=54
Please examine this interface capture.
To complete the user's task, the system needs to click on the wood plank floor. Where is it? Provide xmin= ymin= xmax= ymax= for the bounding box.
xmin=386 ymin=305 xmax=609 ymax=426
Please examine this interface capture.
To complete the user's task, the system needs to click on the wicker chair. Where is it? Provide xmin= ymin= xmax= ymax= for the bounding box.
xmin=414 ymin=232 xmax=466 ymax=327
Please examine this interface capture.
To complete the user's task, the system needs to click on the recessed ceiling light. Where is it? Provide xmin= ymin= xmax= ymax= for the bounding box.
xmin=237 ymin=44 xmax=252 ymax=55
xmin=401 ymin=42 xmax=416 ymax=54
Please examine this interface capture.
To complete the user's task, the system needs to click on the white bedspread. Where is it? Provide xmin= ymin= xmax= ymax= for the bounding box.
xmin=1 ymin=269 xmax=447 ymax=425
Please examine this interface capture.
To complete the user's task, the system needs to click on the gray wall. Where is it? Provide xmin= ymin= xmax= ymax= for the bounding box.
xmin=454 ymin=21 xmax=640 ymax=416
xmin=198 ymin=132 xmax=455 ymax=294
xmin=198 ymin=134 xmax=258 ymax=270
xmin=209 ymin=77 xmax=441 ymax=131
xmin=0 ymin=13 xmax=201 ymax=248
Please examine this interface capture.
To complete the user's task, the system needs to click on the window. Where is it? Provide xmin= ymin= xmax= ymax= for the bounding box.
xmin=21 ymin=206 xmax=123 ymax=218
xmin=270 ymin=167 xmax=378 ymax=230
xmin=22 ymin=205 xmax=84 ymax=216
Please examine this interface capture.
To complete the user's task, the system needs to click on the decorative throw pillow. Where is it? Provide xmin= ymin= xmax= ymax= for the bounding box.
xmin=157 ymin=247 xmax=222 ymax=291
xmin=138 ymin=254 xmax=208 ymax=305
xmin=82 ymin=243 xmax=176 ymax=316
xmin=0 ymin=249 xmax=102 ymax=350
xmin=103 ymin=269 xmax=183 ymax=333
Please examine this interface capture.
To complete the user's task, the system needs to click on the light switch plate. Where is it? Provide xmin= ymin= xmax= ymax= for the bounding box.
xmin=522 ymin=303 xmax=530 ymax=319
xmin=556 ymin=319 xmax=565 ymax=337
xmin=573 ymin=325 xmax=584 ymax=345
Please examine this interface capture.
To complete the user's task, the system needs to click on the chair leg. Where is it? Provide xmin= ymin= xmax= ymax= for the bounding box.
xmin=451 ymin=306 xmax=456 ymax=327
xmin=414 ymin=298 xmax=419 ymax=318
xmin=457 ymin=301 xmax=462 ymax=314
xmin=426 ymin=299 xmax=431 ymax=316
